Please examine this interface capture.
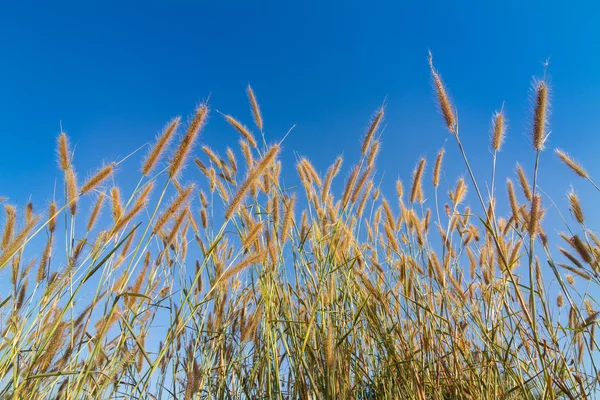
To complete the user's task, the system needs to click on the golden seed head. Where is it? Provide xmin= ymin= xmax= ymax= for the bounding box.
xmin=491 ymin=110 xmax=506 ymax=151
xmin=247 ymin=85 xmax=263 ymax=131
xmin=81 ymin=164 xmax=114 ymax=195
xmin=428 ymin=51 xmax=456 ymax=133
xmin=169 ymin=104 xmax=208 ymax=178
xmin=555 ymin=149 xmax=588 ymax=179
xmin=532 ymin=80 xmax=549 ymax=151
xmin=142 ymin=117 xmax=180 ymax=176
xmin=57 ymin=133 xmax=71 ymax=171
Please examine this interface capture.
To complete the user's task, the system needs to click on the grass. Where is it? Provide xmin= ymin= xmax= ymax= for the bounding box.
xmin=0 ymin=57 xmax=599 ymax=399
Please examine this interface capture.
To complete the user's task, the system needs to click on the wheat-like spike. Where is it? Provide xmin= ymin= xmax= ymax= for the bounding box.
xmin=568 ymin=191 xmax=585 ymax=224
xmin=142 ymin=117 xmax=180 ymax=175
xmin=81 ymin=164 xmax=114 ymax=194
xmin=281 ymin=194 xmax=296 ymax=244
xmin=491 ymin=110 xmax=506 ymax=151
xmin=1 ymin=205 xmax=16 ymax=251
xmin=225 ymin=115 xmax=258 ymax=148
xmin=247 ymin=85 xmax=263 ymax=131
xmin=341 ymin=165 xmax=360 ymax=209
xmin=351 ymin=165 xmax=374 ymax=203
xmin=433 ymin=148 xmax=445 ymax=188
xmin=153 ymin=184 xmax=194 ymax=234
xmin=169 ymin=104 xmax=208 ymax=178
xmin=166 ymin=208 xmax=188 ymax=246
xmin=428 ymin=51 xmax=456 ymax=133
xmin=506 ymin=179 xmax=520 ymax=223
xmin=571 ymin=235 xmax=592 ymax=264
xmin=0 ymin=215 xmax=41 ymax=269
xmin=226 ymin=147 xmax=238 ymax=175
xmin=65 ymin=168 xmax=78 ymax=216
xmin=361 ymin=107 xmax=384 ymax=155
xmin=202 ymin=145 xmax=222 ymax=167
xmin=36 ymin=235 xmax=53 ymax=283
xmin=528 ymin=194 xmax=541 ymax=236
xmin=410 ymin=158 xmax=426 ymax=203
xmin=111 ymin=187 xmax=123 ymax=223
xmin=215 ymin=251 xmax=266 ymax=286
xmin=321 ymin=156 xmax=343 ymax=204
xmin=57 ymin=133 xmax=71 ymax=171
xmin=555 ymin=149 xmax=588 ymax=179
xmin=87 ymin=193 xmax=105 ymax=232
xmin=48 ymin=201 xmax=57 ymax=234
xmin=225 ymin=144 xmax=280 ymax=220
xmin=532 ymin=80 xmax=549 ymax=151
xmin=25 ymin=202 xmax=33 ymax=225
xmin=516 ymin=163 xmax=532 ymax=201
xmin=113 ymin=183 xmax=153 ymax=233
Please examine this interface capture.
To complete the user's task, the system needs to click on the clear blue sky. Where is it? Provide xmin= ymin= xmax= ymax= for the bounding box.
xmin=2 ymin=0 xmax=600 ymax=225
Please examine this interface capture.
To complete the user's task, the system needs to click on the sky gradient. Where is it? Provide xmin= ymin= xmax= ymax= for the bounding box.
xmin=2 ymin=0 xmax=600 ymax=227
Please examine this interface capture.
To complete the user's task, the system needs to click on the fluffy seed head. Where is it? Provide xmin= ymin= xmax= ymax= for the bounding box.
xmin=532 ymin=80 xmax=549 ymax=151
xmin=555 ymin=149 xmax=588 ymax=179
xmin=491 ymin=110 xmax=506 ymax=151
xmin=57 ymin=133 xmax=71 ymax=171
xmin=169 ymin=105 xmax=208 ymax=178
xmin=433 ymin=148 xmax=445 ymax=187
xmin=247 ymin=85 xmax=263 ymax=131
xmin=568 ymin=191 xmax=585 ymax=224
xmin=65 ymin=168 xmax=78 ymax=216
xmin=225 ymin=115 xmax=257 ymax=148
xmin=428 ymin=51 xmax=456 ymax=133
xmin=81 ymin=164 xmax=114 ymax=194
xmin=142 ymin=117 xmax=180 ymax=175
xmin=361 ymin=107 xmax=384 ymax=155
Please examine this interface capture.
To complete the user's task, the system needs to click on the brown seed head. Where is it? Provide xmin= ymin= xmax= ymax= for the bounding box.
xmin=169 ymin=105 xmax=208 ymax=178
xmin=532 ymin=80 xmax=549 ymax=151
xmin=555 ymin=149 xmax=588 ymax=179
xmin=428 ymin=51 xmax=456 ymax=133
xmin=81 ymin=164 xmax=114 ymax=194
xmin=57 ymin=133 xmax=71 ymax=171
xmin=142 ymin=117 xmax=180 ymax=176
xmin=491 ymin=110 xmax=506 ymax=151
xmin=247 ymin=85 xmax=263 ymax=131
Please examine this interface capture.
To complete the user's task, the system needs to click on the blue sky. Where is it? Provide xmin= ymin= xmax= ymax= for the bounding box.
xmin=1 ymin=0 xmax=600 ymax=230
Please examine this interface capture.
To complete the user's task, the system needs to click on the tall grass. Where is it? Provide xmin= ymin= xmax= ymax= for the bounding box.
xmin=1 ymin=58 xmax=599 ymax=399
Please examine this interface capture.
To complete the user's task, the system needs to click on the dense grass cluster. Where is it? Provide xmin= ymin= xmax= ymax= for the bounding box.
xmin=1 ymin=57 xmax=599 ymax=399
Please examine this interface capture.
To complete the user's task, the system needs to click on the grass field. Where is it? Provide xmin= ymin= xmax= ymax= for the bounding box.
xmin=0 ymin=55 xmax=599 ymax=399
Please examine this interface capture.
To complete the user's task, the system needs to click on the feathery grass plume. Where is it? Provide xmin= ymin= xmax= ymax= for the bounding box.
xmin=226 ymin=147 xmax=238 ymax=175
xmin=57 ymin=132 xmax=71 ymax=171
xmin=25 ymin=202 xmax=33 ymax=225
xmin=247 ymin=84 xmax=263 ymax=131
xmin=225 ymin=115 xmax=258 ymax=148
xmin=301 ymin=158 xmax=322 ymax=187
xmin=428 ymin=51 xmax=456 ymax=133
xmin=215 ymin=251 xmax=266 ymax=287
xmin=281 ymin=194 xmax=296 ymax=243
xmin=65 ymin=167 xmax=78 ymax=216
xmin=341 ymin=165 xmax=360 ymax=209
xmin=451 ymin=177 xmax=467 ymax=205
xmin=142 ymin=117 xmax=180 ymax=175
xmin=410 ymin=158 xmax=426 ymax=203
xmin=322 ymin=156 xmax=343 ymax=203
xmin=555 ymin=149 xmax=589 ymax=179
xmin=202 ymin=145 xmax=222 ymax=167
xmin=557 ymin=263 xmax=592 ymax=280
xmin=169 ymin=104 xmax=208 ymax=178
xmin=1 ymin=205 xmax=16 ymax=251
xmin=361 ymin=107 xmax=384 ymax=155
xmin=528 ymin=194 xmax=541 ymax=236
xmin=0 ymin=215 xmax=40 ymax=269
xmin=153 ymin=184 xmax=194 ymax=234
xmin=568 ymin=191 xmax=585 ymax=224
xmin=81 ymin=163 xmax=114 ymax=194
xmin=37 ymin=236 xmax=52 ymax=283
xmin=432 ymin=148 xmax=445 ymax=188
xmin=491 ymin=109 xmax=506 ymax=151
xmin=532 ymin=79 xmax=549 ymax=151
xmin=506 ymin=179 xmax=520 ymax=222
xmin=111 ymin=187 xmax=123 ymax=223
xmin=166 ymin=209 xmax=188 ymax=245
xmin=351 ymin=165 xmax=374 ymax=203
xmin=366 ymin=140 xmax=380 ymax=167
xmin=516 ymin=163 xmax=532 ymax=201
xmin=225 ymin=144 xmax=280 ymax=219
xmin=87 ymin=193 xmax=105 ymax=231
xmin=48 ymin=201 xmax=57 ymax=234
xmin=242 ymin=222 xmax=264 ymax=250
xmin=114 ymin=183 xmax=153 ymax=233
xmin=560 ymin=248 xmax=584 ymax=270
xmin=571 ymin=235 xmax=593 ymax=264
